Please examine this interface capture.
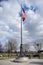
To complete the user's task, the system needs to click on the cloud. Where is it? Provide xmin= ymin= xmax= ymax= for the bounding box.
xmin=0 ymin=0 xmax=8 ymax=2
xmin=0 ymin=6 xmax=3 ymax=14
xmin=29 ymin=0 xmax=43 ymax=17
xmin=0 ymin=0 xmax=43 ymax=50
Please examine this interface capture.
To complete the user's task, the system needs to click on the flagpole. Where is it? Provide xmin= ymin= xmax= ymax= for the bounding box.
xmin=20 ymin=4 xmax=23 ymax=56
xmin=21 ymin=4 xmax=22 ymax=45
xmin=20 ymin=4 xmax=26 ymax=56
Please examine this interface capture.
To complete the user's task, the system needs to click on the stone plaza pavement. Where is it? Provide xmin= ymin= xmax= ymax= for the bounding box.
xmin=0 ymin=59 xmax=43 ymax=65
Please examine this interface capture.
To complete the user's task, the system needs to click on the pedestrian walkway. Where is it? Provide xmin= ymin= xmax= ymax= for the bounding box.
xmin=0 ymin=59 xmax=43 ymax=65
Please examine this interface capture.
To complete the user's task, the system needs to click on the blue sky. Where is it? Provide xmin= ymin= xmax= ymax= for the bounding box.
xmin=0 ymin=0 xmax=43 ymax=50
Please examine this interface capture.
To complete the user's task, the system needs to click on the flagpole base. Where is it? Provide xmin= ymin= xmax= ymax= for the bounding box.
xmin=13 ymin=56 xmax=29 ymax=62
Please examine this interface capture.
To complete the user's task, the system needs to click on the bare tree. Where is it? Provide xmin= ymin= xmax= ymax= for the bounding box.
xmin=0 ymin=42 xmax=2 ymax=53
xmin=5 ymin=38 xmax=18 ymax=53
xmin=34 ymin=42 xmax=42 ymax=52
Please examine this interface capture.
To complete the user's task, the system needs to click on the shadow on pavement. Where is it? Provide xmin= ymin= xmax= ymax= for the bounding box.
xmin=10 ymin=60 xmax=27 ymax=63
xmin=30 ymin=62 xmax=43 ymax=65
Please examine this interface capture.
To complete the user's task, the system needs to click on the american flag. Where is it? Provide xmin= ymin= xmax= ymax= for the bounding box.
xmin=22 ymin=8 xmax=26 ymax=21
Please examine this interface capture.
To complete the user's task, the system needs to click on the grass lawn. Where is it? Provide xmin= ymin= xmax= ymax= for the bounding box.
xmin=0 ymin=53 xmax=43 ymax=60
xmin=0 ymin=57 xmax=10 ymax=60
xmin=0 ymin=57 xmax=16 ymax=60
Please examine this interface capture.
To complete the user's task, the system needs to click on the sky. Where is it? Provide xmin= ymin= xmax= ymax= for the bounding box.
xmin=0 ymin=0 xmax=43 ymax=50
